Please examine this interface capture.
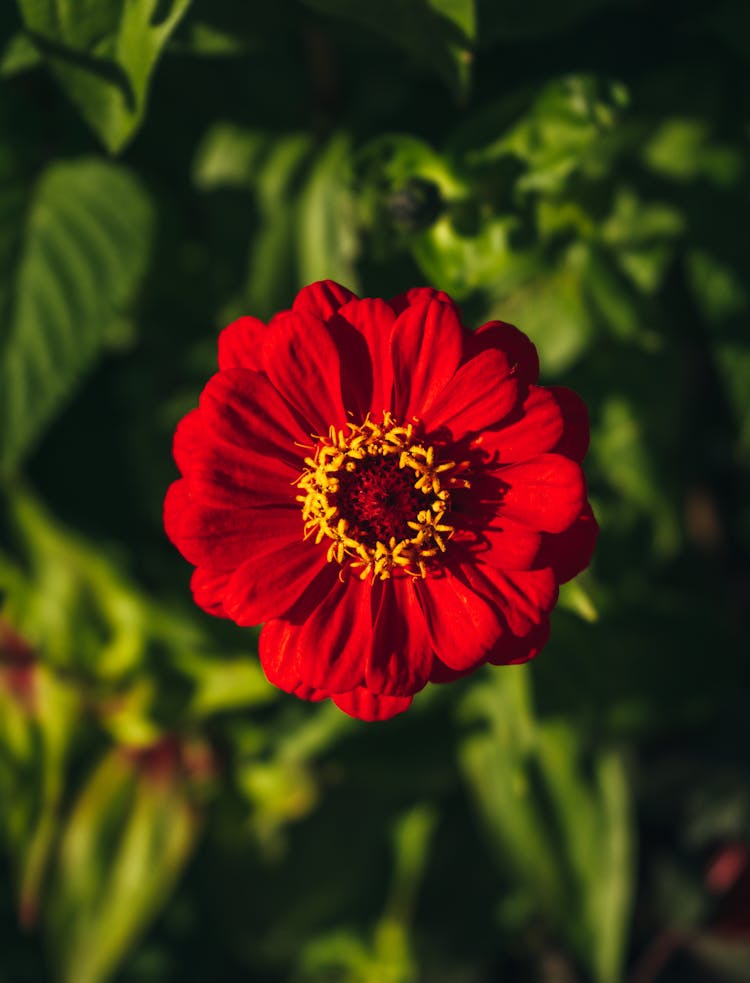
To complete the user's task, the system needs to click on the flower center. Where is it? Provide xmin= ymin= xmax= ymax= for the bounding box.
xmin=296 ymin=413 xmax=469 ymax=580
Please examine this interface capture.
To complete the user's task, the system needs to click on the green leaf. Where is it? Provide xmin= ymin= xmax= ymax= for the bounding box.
xmin=469 ymin=76 xmax=628 ymax=193
xmin=488 ymin=245 xmax=594 ymax=376
xmin=16 ymin=0 xmax=192 ymax=153
xmin=0 ymin=641 xmax=79 ymax=929
xmin=194 ymin=126 xmax=361 ymax=318
xmin=592 ymin=394 xmax=681 ymax=556
xmin=643 ymin=118 xmax=744 ymax=187
xmin=297 ymin=132 xmax=360 ymax=289
xmin=192 ymin=122 xmax=271 ymax=190
xmin=460 ymin=668 xmax=634 ymax=983
xmin=0 ymin=31 xmax=42 ymax=76
xmin=300 ymin=0 xmax=476 ymax=99
xmin=686 ymin=249 xmax=747 ymax=324
xmin=0 ymin=158 xmax=152 ymax=474
xmin=243 ymin=134 xmax=314 ymax=318
xmin=3 ymin=489 xmax=152 ymax=679
xmin=47 ymin=743 xmax=203 ymax=983
xmin=599 ymin=188 xmax=684 ymax=295
xmin=412 ymin=213 xmax=538 ymax=301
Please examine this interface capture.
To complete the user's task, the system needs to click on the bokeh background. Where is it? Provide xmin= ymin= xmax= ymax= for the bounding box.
xmin=1 ymin=1 xmax=749 ymax=981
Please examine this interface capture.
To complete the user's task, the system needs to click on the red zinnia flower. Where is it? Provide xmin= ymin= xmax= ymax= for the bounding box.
xmin=164 ymin=281 xmax=597 ymax=721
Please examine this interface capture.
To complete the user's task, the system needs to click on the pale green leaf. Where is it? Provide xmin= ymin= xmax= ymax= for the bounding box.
xmin=16 ymin=0 xmax=192 ymax=153
xmin=48 ymin=747 xmax=201 ymax=983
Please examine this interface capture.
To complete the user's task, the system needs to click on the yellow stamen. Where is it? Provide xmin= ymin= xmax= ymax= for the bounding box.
xmin=295 ymin=412 xmax=468 ymax=581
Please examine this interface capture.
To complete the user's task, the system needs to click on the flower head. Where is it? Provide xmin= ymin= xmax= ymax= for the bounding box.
xmin=164 ymin=281 xmax=597 ymax=721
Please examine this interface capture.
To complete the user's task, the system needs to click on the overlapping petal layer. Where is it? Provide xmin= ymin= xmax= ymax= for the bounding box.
xmin=165 ymin=280 xmax=598 ymax=721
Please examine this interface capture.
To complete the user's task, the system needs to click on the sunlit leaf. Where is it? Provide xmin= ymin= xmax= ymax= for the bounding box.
xmin=16 ymin=0 xmax=192 ymax=153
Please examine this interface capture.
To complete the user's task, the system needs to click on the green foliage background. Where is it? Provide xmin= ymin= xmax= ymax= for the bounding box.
xmin=1 ymin=1 xmax=749 ymax=981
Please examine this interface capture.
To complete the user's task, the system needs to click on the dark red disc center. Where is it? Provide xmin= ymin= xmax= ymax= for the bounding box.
xmin=334 ymin=456 xmax=422 ymax=546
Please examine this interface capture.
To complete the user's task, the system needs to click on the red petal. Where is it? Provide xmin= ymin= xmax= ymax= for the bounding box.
xmin=468 ymin=320 xmax=539 ymax=385
xmin=390 ymin=298 xmax=463 ymax=421
xmin=164 ymin=479 xmax=194 ymax=555
xmin=478 ymin=387 xmax=565 ymax=465
xmin=487 ymin=618 xmax=551 ymax=666
xmin=334 ymin=298 xmax=396 ymax=417
xmin=415 ymin=566 xmax=503 ymax=671
xmin=294 ymin=575 xmax=373 ymax=692
xmin=259 ymin=620 xmax=329 ymax=701
xmin=264 ymin=311 xmax=348 ymax=434
xmin=470 ymin=564 xmax=558 ymax=637
xmin=185 ymin=437 xmax=298 ymax=510
xmin=200 ymin=369 xmax=309 ymax=469
xmin=332 ymin=687 xmax=412 ymax=721
xmin=292 ymin=280 xmax=358 ymax=320
xmin=536 ymin=505 xmax=599 ymax=583
xmin=388 ymin=287 xmax=457 ymax=315
xmin=325 ymin=307 xmax=376 ymax=419
xmin=165 ymin=488 xmax=300 ymax=570
xmin=172 ymin=409 xmax=206 ymax=476
xmin=422 ymin=349 xmax=519 ymax=437
xmin=223 ymin=538 xmax=333 ymax=625
xmin=190 ymin=567 xmax=230 ymax=617
xmin=366 ymin=579 xmax=433 ymax=697
xmin=454 ymin=515 xmax=541 ymax=572
xmin=218 ymin=316 xmax=266 ymax=371
xmin=548 ymin=387 xmax=590 ymax=461
xmin=496 ymin=454 xmax=586 ymax=534
xmin=475 ymin=387 xmax=590 ymax=465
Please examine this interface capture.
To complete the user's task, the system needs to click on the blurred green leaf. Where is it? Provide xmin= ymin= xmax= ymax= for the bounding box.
xmin=558 ymin=576 xmax=599 ymax=623
xmin=169 ymin=19 xmax=255 ymax=57
xmin=592 ymin=394 xmax=681 ymax=555
xmin=0 ymin=634 xmax=79 ymax=929
xmin=297 ymin=132 xmax=360 ymax=289
xmin=194 ymin=126 xmax=361 ymax=318
xmin=192 ymin=122 xmax=271 ymax=190
xmin=47 ymin=742 xmax=203 ymax=983
xmin=413 ymin=213 xmax=538 ymax=301
xmin=488 ymin=245 xmax=593 ymax=375
xmin=297 ymin=805 xmax=435 ymax=983
xmin=0 ymin=31 xmax=41 ymax=76
xmin=460 ymin=668 xmax=634 ymax=983
xmin=16 ymin=0 xmax=192 ymax=153
xmin=469 ymin=75 xmax=628 ymax=193
xmin=0 ymin=159 xmax=152 ymax=475
xmin=644 ymin=118 xmax=744 ymax=187
xmin=599 ymin=188 xmax=684 ymax=294
xmin=715 ymin=342 xmax=750 ymax=455
xmin=687 ymin=249 xmax=747 ymax=324
xmin=3 ymin=489 xmax=151 ymax=678
xmin=181 ymin=652 xmax=276 ymax=717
